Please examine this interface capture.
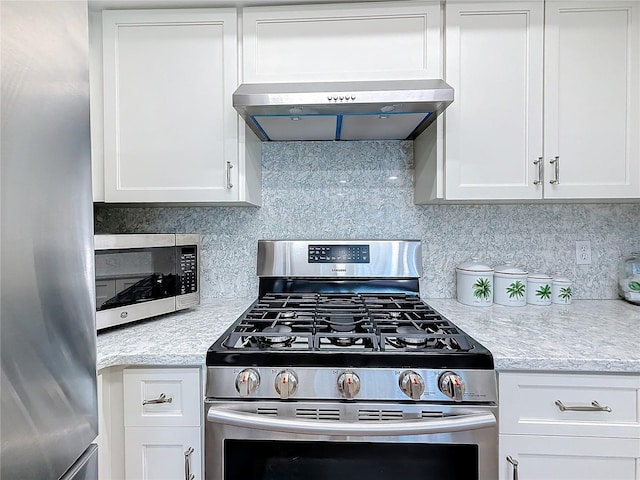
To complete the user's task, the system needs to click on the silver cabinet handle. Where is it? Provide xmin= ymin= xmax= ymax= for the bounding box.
xmin=184 ymin=447 xmax=195 ymax=480
xmin=226 ymin=161 xmax=233 ymax=189
xmin=208 ymin=407 xmax=496 ymax=436
xmin=549 ymin=156 xmax=560 ymax=184
xmin=142 ymin=392 xmax=173 ymax=406
xmin=555 ymin=399 xmax=612 ymax=412
xmin=506 ymin=456 xmax=519 ymax=480
xmin=533 ymin=157 xmax=543 ymax=185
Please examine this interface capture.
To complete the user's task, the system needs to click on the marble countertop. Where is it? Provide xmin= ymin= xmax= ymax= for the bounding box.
xmin=97 ymin=298 xmax=640 ymax=374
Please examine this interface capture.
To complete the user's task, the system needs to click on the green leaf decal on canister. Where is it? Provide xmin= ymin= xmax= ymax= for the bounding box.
xmin=559 ymin=286 xmax=572 ymax=302
xmin=629 ymin=281 xmax=640 ymax=291
xmin=535 ymin=284 xmax=552 ymax=300
xmin=506 ymin=280 xmax=525 ymax=299
xmin=472 ymin=278 xmax=492 ymax=301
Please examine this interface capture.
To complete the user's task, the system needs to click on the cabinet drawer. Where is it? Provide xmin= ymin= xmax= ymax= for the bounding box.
xmin=124 ymin=367 xmax=201 ymax=427
xmin=499 ymin=372 xmax=640 ymax=438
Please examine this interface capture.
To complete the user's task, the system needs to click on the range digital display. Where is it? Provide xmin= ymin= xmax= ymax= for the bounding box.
xmin=308 ymin=244 xmax=370 ymax=264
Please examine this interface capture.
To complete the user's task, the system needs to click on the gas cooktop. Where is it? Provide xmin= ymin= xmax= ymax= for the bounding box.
xmin=206 ymin=292 xmax=493 ymax=369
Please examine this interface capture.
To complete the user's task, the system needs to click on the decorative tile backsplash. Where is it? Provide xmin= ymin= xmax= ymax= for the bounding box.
xmin=95 ymin=141 xmax=640 ymax=300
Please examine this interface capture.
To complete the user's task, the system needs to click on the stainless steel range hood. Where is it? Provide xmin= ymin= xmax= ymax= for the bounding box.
xmin=233 ymin=79 xmax=453 ymax=142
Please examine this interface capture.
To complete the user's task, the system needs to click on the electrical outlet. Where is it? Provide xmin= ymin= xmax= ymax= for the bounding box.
xmin=576 ymin=240 xmax=592 ymax=265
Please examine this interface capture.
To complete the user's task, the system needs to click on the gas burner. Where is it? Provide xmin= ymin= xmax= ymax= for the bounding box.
xmin=259 ymin=323 xmax=296 ymax=346
xmin=395 ymin=325 xmax=428 ymax=347
xmin=326 ymin=314 xmax=361 ymax=333
xmin=388 ymin=311 xmax=402 ymax=319
xmin=329 ymin=336 xmax=356 ymax=347
xmin=281 ymin=311 xmax=297 ymax=319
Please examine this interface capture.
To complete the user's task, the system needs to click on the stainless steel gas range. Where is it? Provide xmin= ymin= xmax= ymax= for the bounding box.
xmin=205 ymin=240 xmax=498 ymax=480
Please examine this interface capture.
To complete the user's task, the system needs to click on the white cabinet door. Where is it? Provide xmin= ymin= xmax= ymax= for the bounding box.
xmin=242 ymin=1 xmax=442 ymax=83
xmin=101 ymin=9 xmax=246 ymax=203
xmin=444 ymin=1 xmax=544 ymax=200
xmin=499 ymin=434 xmax=640 ymax=480
xmin=125 ymin=426 xmax=201 ymax=480
xmin=543 ymin=0 xmax=640 ymax=199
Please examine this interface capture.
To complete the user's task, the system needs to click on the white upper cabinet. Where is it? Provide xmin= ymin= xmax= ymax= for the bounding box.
xmin=444 ymin=1 xmax=544 ymax=200
xmin=242 ymin=1 xmax=443 ymax=83
xmin=97 ymin=9 xmax=261 ymax=204
xmin=434 ymin=0 xmax=639 ymax=202
xmin=544 ymin=0 xmax=640 ymax=199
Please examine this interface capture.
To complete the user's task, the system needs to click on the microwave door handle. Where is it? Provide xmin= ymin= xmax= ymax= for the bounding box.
xmin=206 ymin=407 xmax=496 ymax=436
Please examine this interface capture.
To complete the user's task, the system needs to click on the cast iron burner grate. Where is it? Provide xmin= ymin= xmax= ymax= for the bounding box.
xmin=221 ymin=293 xmax=473 ymax=353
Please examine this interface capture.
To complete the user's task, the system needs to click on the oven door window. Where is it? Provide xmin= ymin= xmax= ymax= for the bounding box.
xmin=95 ymin=247 xmax=177 ymax=310
xmin=225 ymin=440 xmax=478 ymax=480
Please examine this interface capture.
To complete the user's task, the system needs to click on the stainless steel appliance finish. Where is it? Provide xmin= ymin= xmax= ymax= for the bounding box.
xmin=1 ymin=2 xmax=98 ymax=479
xmin=257 ymin=239 xmax=422 ymax=278
xmin=207 ymin=401 xmax=498 ymax=479
xmin=233 ymin=79 xmax=454 ymax=141
xmin=205 ymin=240 xmax=498 ymax=480
xmin=206 ymin=367 xmax=497 ymax=403
xmin=94 ymin=233 xmax=201 ymax=330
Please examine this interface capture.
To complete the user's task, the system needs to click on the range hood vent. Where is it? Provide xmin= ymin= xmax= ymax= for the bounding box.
xmin=233 ymin=79 xmax=454 ymax=142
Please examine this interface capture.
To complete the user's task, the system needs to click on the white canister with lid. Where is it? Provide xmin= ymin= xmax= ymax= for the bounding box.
xmin=527 ymin=272 xmax=552 ymax=305
xmin=494 ymin=264 xmax=528 ymax=306
xmin=456 ymin=258 xmax=494 ymax=307
xmin=552 ymin=276 xmax=573 ymax=304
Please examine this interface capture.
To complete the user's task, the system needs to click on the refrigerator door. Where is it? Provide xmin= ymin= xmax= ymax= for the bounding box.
xmin=0 ymin=1 xmax=97 ymax=479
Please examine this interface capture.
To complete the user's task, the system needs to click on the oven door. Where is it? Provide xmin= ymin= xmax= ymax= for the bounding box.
xmin=205 ymin=401 xmax=498 ymax=480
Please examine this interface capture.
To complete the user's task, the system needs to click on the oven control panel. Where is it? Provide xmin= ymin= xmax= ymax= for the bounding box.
xmin=308 ymin=244 xmax=370 ymax=263
xmin=207 ymin=367 xmax=497 ymax=403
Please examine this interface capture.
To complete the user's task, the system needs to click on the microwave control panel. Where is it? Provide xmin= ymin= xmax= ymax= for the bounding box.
xmin=179 ymin=246 xmax=198 ymax=294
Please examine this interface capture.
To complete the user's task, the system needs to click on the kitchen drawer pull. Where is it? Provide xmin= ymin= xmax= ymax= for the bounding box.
xmin=142 ymin=392 xmax=173 ymax=406
xmin=506 ymin=456 xmax=519 ymax=480
xmin=549 ymin=156 xmax=560 ymax=184
xmin=184 ymin=447 xmax=195 ymax=480
xmin=555 ymin=399 xmax=612 ymax=413
xmin=533 ymin=157 xmax=543 ymax=185
xmin=226 ymin=161 xmax=233 ymax=189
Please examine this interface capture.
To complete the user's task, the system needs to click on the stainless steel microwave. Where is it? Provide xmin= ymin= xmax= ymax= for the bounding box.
xmin=94 ymin=234 xmax=201 ymax=330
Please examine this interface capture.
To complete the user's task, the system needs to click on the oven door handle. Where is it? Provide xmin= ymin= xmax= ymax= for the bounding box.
xmin=207 ymin=407 xmax=496 ymax=436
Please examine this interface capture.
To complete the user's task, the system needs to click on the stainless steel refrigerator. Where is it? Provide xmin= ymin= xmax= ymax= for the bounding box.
xmin=1 ymin=1 xmax=98 ymax=479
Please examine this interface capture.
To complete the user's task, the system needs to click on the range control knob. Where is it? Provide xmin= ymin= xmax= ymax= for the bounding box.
xmin=398 ymin=370 xmax=425 ymax=400
xmin=274 ymin=370 xmax=298 ymax=399
xmin=337 ymin=371 xmax=361 ymax=399
xmin=235 ymin=368 xmax=260 ymax=397
xmin=438 ymin=371 xmax=465 ymax=402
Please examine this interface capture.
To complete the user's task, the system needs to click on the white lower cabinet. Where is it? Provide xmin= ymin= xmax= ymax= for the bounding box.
xmin=98 ymin=366 xmax=203 ymax=480
xmin=499 ymin=372 xmax=640 ymax=480
xmin=499 ymin=434 xmax=640 ymax=480
xmin=125 ymin=426 xmax=201 ymax=480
